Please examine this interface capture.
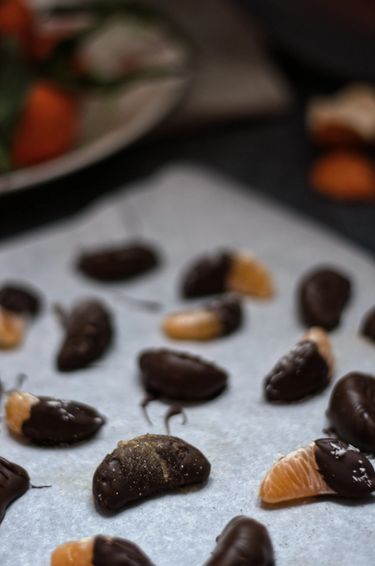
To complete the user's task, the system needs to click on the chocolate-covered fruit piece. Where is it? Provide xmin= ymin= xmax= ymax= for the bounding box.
xmin=77 ymin=241 xmax=160 ymax=282
xmin=327 ymin=372 xmax=375 ymax=452
xmin=162 ymin=294 xmax=243 ymax=341
xmin=0 ymin=283 xmax=41 ymax=317
xmin=264 ymin=327 xmax=334 ymax=402
xmin=139 ymin=348 xmax=228 ymax=402
xmin=298 ymin=267 xmax=351 ymax=330
xmin=56 ymin=299 xmax=113 ymax=372
xmin=0 ymin=457 xmax=29 ymax=523
xmin=51 ymin=535 xmax=154 ymax=566
xmin=205 ymin=516 xmax=275 ymax=566
xmin=93 ymin=434 xmax=210 ymax=513
xmin=181 ymin=250 xmax=274 ymax=299
xmin=360 ymin=307 xmax=375 ymax=344
xmin=259 ymin=438 xmax=375 ymax=504
xmin=5 ymin=391 xmax=105 ymax=446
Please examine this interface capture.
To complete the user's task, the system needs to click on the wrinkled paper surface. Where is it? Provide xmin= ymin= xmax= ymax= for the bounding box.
xmin=1 ymin=166 xmax=374 ymax=565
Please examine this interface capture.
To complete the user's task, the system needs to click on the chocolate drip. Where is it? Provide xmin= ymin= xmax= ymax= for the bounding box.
xmin=77 ymin=241 xmax=160 ymax=282
xmin=315 ymin=438 xmax=375 ymax=497
xmin=360 ymin=307 xmax=375 ymax=344
xmin=299 ymin=267 xmax=351 ymax=330
xmin=181 ymin=251 xmax=231 ymax=298
xmin=327 ymin=372 xmax=375 ymax=451
xmin=93 ymin=535 xmax=154 ymax=566
xmin=139 ymin=349 xmax=228 ymax=402
xmin=164 ymin=404 xmax=187 ymax=434
xmin=22 ymin=396 xmax=105 ymax=446
xmin=0 ymin=283 xmax=41 ymax=317
xmin=205 ymin=516 xmax=275 ymax=566
xmin=264 ymin=340 xmax=329 ymax=402
xmin=56 ymin=299 xmax=113 ymax=372
xmin=207 ymin=294 xmax=243 ymax=336
xmin=0 ymin=457 xmax=29 ymax=523
xmin=93 ymin=434 xmax=210 ymax=512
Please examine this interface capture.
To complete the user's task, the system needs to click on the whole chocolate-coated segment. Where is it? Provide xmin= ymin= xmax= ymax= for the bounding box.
xmin=207 ymin=294 xmax=243 ymax=336
xmin=0 ymin=284 xmax=41 ymax=316
xmin=181 ymin=251 xmax=231 ymax=298
xmin=139 ymin=349 xmax=228 ymax=402
xmin=22 ymin=396 xmax=105 ymax=446
xmin=299 ymin=268 xmax=351 ymax=330
xmin=93 ymin=434 xmax=210 ymax=512
xmin=360 ymin=307 xmax=375 ymax=344
xmin=57 ymin=299 xmax=113 ymax=372
xmin=315 ymin=438 xmax=375 ymax=497
xmin=77 ymin=242 xmax=160 ymax=282
xmin=327 ymin=372 xmax=375 ymax=451
xmin=93 ymin=536 xmax=154 ymax=566
xmin=205 ymin=516 xmax=275 ymax=566
xmin=0 ymin=457 xmax=29 ymax=523
xmin=264 ymin=340 xmax=329 ymax=402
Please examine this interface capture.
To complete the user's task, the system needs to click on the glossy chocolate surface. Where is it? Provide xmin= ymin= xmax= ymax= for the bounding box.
xmin=0 ymin=283 xmax=41 ymax=317
xmin=207 ymin=294 xmax=243 ymax=336
xmin=139 ymin=348 xmax=228 ymax=402
xmin=93 ymin=434 xmax=210 ymax=512
xmin=327 ymin=372 xmax=375 ymax=451
xmin=93 ymin=535 xmax=154 ymax=566
xmin=315 ymin=438 xmax=375 ymax=497
xmin=77 ymin=241 xmax=160 ymax=282
xmin=181 ymin=251 xmax=231 ymax=298
xmin=22 ymin=396 xmax=105 ymax=446
xmin=360 ymin=307 xmax=375 ymax=344
xmin=205 ymin=516 xmax=275 ymax=566
xmin=57 ymin=299 xmax=113 ymax=372
xmin=264 ymin=340 xmax=329 ymax=402
xmin=0 ymin=457 xmax=29 ymax=523
xmin=299 ymin=267 xmax=351 ymax=330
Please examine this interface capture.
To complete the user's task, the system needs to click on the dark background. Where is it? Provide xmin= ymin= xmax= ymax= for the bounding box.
xmin=1 ymin=48 xmax=374 ymax=255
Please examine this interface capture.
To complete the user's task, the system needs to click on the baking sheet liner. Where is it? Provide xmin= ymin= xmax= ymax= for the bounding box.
xmin=0 ymin=165 xmax=374 ymax=565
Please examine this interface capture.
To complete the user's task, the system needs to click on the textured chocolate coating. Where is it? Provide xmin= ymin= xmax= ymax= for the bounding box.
xmin=264 ymin=340 xmax=329 ymax=402
xmin=77 ymin=241 xmax=160 ymax=282
xmin=57 ymin=299 xmax=113 ymax=372
xmin=207 ymin=294 xmax=243 ymax=336
xmin=315 ymin=438 xmax=375 ymax=497
xmin=205 ymin=516 xmax=275 ymax=566
xmin=0 ymin=457 xmax=29 ymax=523
xmin=327 ymin=372 xmax=375 ymax=451
xmin=93 ymin=536 xmax=154 ymax=566
xmin=22 ymin=396 xmax=105 ymax=446
xmin=360 ymin=307 xmax=375 ymax=344
xmin=139 ymin=349 xmax=228 ymax=402
xmin=298 ymin=267 xmax=351 ymax=330
xmin=0 ymin=283 xmax=41 ymax=316
xmin=181 ymin=251 xmax=231 ymax=298
xmin=93 ymin=434 xmax=210 ymax=512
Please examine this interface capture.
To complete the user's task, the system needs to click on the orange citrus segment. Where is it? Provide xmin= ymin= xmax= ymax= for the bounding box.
xmin=259 ymin=444 xmax=333 ymax=504
xmin=162 ymin=310 xmax=221 ymax=341
xmin=303 ymin=327 xmax=335 ymax=378
xmin=5 ymin=391 xmax=38 ymax=435
xmin=51 ymin=538 xmax=94 ymax=566
xmin=227 ymin=253 xmax=274 ymax=298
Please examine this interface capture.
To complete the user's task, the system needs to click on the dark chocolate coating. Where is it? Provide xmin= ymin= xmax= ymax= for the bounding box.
xmin=181 ymin=251 xmax=231 ymax=298
xmin=298 ymin=267 xmax=351 ymax=330
xmin=360 ymin=307 xmax=375 ymax=344
xmin=57 ymin=299 xmax=113 ymax=372
xmin=93 ymin=535 xmax=154 ymax=566
xmin=77 ymin=242 xmax=160 ymax=282
xmin=264 ymin=340 xmax=329 ymax=402
xmin=22 ymin=396 xmax=105 ymax=446
xmin=207 ymin=294 xmax=243 ymax=336
xmin=139 ymin=349 xmax=228 ymax=402
xmin=315 ymin=438 xmax=375 ymax=497
xmin=93 ymin=434 xmax=210 ymax=512
xmin=0 ymin=457 xmax=29 ymax=523
xmin=0 ymin=283 xmax=41 ymax=316
xmin=327 ymin=372 xmax=375 ymax=452
xmin=205 ymin=516 xmax=275 ymax=566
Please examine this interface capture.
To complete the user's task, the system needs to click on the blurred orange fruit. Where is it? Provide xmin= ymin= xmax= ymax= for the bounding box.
xmin=0 ymin=0 xmax=34 ymax=51
xmin=11 ymin=81 xmax=79 ymax=167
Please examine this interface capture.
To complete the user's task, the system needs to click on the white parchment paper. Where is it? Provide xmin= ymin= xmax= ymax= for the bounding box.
xmin=0 ymin=165 xmax=374 ymax=566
